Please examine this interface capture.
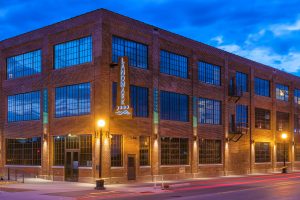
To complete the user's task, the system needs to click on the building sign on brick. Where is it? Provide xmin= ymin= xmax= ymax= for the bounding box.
xmin=114 ymin=56 xmax=133 ymax=119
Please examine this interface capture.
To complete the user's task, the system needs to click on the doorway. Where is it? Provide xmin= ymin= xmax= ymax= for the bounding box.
xmin=65 ymin=150 xmax=79 ymax=182
xmin=127 ymin=154 xmax=136 ymax=180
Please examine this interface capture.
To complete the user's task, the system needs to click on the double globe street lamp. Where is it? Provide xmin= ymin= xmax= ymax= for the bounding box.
xmin=95 ymin=119 xmax=105 ymax=190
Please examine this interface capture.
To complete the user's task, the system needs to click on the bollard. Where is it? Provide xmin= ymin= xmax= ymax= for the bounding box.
xmin=95 ymin=179 xmax=105 ymax=190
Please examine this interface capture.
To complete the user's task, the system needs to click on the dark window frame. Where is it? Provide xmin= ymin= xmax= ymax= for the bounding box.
xmin=161 ymin=137 xmax=189 ymax=165
xmin=160 ymin=50 xmax=188 ymax=78
xmin=111 ymin=134 xmax=123 ymax=167
xmin=198 ymin=61 xmax=221 ymax=86
xmin=139 ymin=136 xmax=150 ymax=166
xmin=254 ymin=77 xmax=270 ymax=97
xmin=276 ymin=83 xmax=289 ymax=101
xmin=199 ymin=139 xmax=222 ymax=164
xmin=255 ymin=142 xmax=271 ymax=163
xmin=198 ymin=98 xmax=221 ymax=125
xmin=255 ymin=108 xmax=271 ymax=130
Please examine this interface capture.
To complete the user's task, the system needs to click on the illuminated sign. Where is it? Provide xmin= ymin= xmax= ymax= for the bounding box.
xmin=113 ymin=56 xmax=133 ymax=119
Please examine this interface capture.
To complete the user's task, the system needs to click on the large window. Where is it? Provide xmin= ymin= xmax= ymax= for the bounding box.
xmin=80 ymin=135 xmax=92 ymax=167
xmin=236 ymin=104 xmax=248 ymax=127
xmin=198 ymin=98 xmax=221 ymax=124
xmin=295 ymin=114 xmax=300 ymax=134
xmin=277 ymin=143 xmax=289 ymax=162
xmin=276 ymin=84 xmax=289 ymax=101
xmin=255 ymin=142 xmax=271 ymax=163
xmin=255 ymin=77 xmax=270 ymax=97
xmin=112 ymin=36 xmax=148 ymax=69
xmin=294 ymin=89 xmax=300 ymax=105
xmin=160 ymin=50 xmax=188 ymax=78
xmin=276 ymin=111 xmax=289 ymax=131
xmin=161 ymin=137 xmax=189 ymax=165
xmin=54 ymin=36 xmax=92 ymax=69
xmin=295 ymin=143 xmax=300 ymax=161
xmin=7 ymin=50 xmax=41 ymax=79
xmin=236 ymin=71 xmax=248 ymax=92
xmin=255 ymin=108 xmax=271 ymax=129
xmin=112 ymin=83 xmax=148 ymax=117
xmin=6 ymin=137 xmax=41 ymax=165
xmin=198 ymin=61 xmax=221 ymax=86
xmin=8 ymin=91 xmax=40 ymax=122
xmin=55 ymin=83 xmax=91 ymax=118
xmin=53 ymin=136 xmax=65 ymax=166
xmin=199 ymin=139 xmax=222 ymax=164
xmin=160 ymin=91 xmax=189 ymax=122
xmin=111 ymin=135 xmax=123 ymax=167
xmin=139 ymin=136 xmax=150 ymax=166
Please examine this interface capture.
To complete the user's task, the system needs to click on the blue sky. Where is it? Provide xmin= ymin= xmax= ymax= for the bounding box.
xmin=1 ymin=0 xmax=300 ymax=76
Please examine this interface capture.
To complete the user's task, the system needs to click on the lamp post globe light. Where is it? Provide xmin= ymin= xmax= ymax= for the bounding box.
xmin=95 ymin=119 xmax=105 ymax=190
xmin=281 ymin=133 xmax=287 ymax=174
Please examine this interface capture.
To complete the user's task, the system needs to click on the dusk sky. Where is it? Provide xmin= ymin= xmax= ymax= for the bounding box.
xmin=1 ymin=0 xmax=300 ymax=76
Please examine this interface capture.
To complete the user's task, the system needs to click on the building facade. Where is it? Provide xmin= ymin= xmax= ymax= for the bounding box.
xmin=1 ymin=9 xmax=300 ymax=183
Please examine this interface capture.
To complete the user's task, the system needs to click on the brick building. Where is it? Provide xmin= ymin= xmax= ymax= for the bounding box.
xmin=0 ymin=9 xmax=300 ymax=183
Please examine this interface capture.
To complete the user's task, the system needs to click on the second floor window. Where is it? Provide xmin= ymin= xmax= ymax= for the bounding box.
xmin=276 ymin=111 xmax=289 ymax=131
xmin=160 ymin=50 xmax=188 ymax=78
xmin=276 ymin=84 xmax=289 ymax=101
xmin=112 ymin=36 xmax=148 ymax=69
xmin=236 ymin=71 xmax=248 ymax=92
xmin=7 ymin=50 xmax=41 ymax=80
xmin=198 ymin=98 xmax=221 ymax=125
xmin=198 ymin=61 xmax=221 ymax=86
xmin=55 ymin=83 xmax=91 ymax=118
xmin=255 ymin=108 xmax=271 ymax=129
xmin=255 ymin=77 xmax=270 ymax=97
xmin=8 ymin=91 xmax=40 ymax=122
xmin=160 ymin=91 xmax=189 ymax=122
xmin=54 ymin=36 xmax=92 ymax=69
xmin=236 ymin=104 xmax=248 ymax=127
xmin=295 ymin=89 xmax=300 ymax=105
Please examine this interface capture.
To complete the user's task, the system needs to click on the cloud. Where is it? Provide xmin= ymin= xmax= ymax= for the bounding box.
xmin=270 ymin=19 xmax=300 ymax=36
xmin=211 ymin=36 xmax=224 ymax=45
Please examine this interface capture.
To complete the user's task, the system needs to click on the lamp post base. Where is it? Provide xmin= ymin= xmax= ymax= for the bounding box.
xmin=95 ymin=179 xmax=105 ymax=190
xmin=282 ymin=167 xmax=287 ymax=174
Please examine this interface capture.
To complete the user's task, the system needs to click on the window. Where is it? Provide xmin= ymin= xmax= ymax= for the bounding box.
xmin=236 ymin=71 xmax=248 ymax=92
xmin=111 ymin=135 xmax=123 ymax=167
xmin=80 ymin=135 xmax=92 ymax=167
xmin=295 ymin=114 xmax=300 ymax=134
xmin=54 ymin=36 xmax=92 ymax=69
xmin=276 ymin=84 xmax=288 ymax=101
xmin=199 ymin=139 xmax=222 ymax=164
xmin=160 ymin=91 xmax=189 ymax=122
xmin=161 ymin=137 xmax=189 ymax=165
xmin=255 ymin=77 xmax=270 ymax=97
xmin=139 ymin=136 xmax=150 ymax=166
xmin=276 ymin=111 xmax=289 ymax=131
xmin=6 ymin=137 xmax=41 ymax=165
xmin=198 ymin=98 xmax=221 ymax=124
xmin=55 ymin=82 xmax=91 ymax=118
xmin=198 ymin=61 xmax=221 ymax=86
xmin=255 ymin=108 xmax=271 ymax=129
xmin=112 ymin=83 xmax=149 ymax=117
xmin=255 ymin=142 xmax=271 ymax=163
xmin=7 ymin=50 xmax=41 ymax=79
xmin=294 ymin=89 xmax=300 ymax=105
xmin=112 ymin=36 xmax=148 ymax=69
xmin=236 ymin=104 xmax=248 ymax=127
xmin=53 ymin=136 xmax=65 ymax=166
xmin=295 ymin=143 xmax=300 ymax=161
xmin=277 ymin=143 xmax=289 ymax=162
xmin=160 ymin=50 xmax=188 ymax=78
xmin=8 ymin=91 xmax=40 ymax=122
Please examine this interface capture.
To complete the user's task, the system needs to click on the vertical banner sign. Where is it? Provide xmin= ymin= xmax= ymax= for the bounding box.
xmin=114 ymin=56 xmax=133 ymax=119
xmin=43 ymin=89 xmax=48 ymax=125
xmin=153 ymin=88 xmax=159 ymax=124
xmin=193 ymin=96 xmax=197 ymax=128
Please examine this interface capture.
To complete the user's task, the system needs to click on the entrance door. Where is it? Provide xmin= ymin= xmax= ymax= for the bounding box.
xmin=65 ymin=151 xmax=79 ymax=182
xmin=127 ymin=154 xmax=136 ymax=180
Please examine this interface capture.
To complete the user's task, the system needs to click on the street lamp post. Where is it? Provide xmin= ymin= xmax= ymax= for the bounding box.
xmin=95 ymin=119 xmax=105 ymax=190
xmin=281 ymin=133 xmax=287 ymax=174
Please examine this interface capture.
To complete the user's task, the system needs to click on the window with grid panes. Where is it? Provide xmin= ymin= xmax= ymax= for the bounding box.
xmin=236 ymin=104 xmax=248 ymax=127
xmin=198 ymin=61 xmax=221 ymax=86
xmin=295 ymin=114 xmax=300 ymax=134
xmin=276 ymin=84 xmax=289 ymax=101
xmin=7 ymin=50 xmax=41 ymax=79
xmin=54 ymin=36 xmax=92 ymax=69
xmin=255 ymin=142 xmax=271 ymax=163
xmin=160 ymin=91 xmax=189 ymax=122
xmin=199 ymin=139 xmax=222 ymax=164
xmin=139 ymin=136 xmax=150 ymax=166
xmin=198 ymin=98 xmax=221 ymax=124
xmin=53 ymin=136 xmax=65 ymax=166
xmin=6 ymin=137 xmax=41 ymax=165
xmin=112 ymin=36 xmax=148 ymax=69
xmin=161 ymin=137 xmax=189 ymax=165
xmin=8 ymin=91 xmax=40 ymax=122
xmin=294 ymin=89 xmax=300 ymax=105
xmin=65 ymin=136 xmax=79 ymax=149
xmin=55 ymin=83 xmax=90 ymax=118
xmin=277 ymin=143 xmax=289 ymax=162
xmin=160 ymin=50 xmax=188 ymax=78
xmin=236 ymin=71 xmax=248 ymax=92
xmin=255 ymin=77 xmax=270 ymax=97
xmin=276 ymin=111 xmax=289 ymax=131
xmin=255 ymin=108 xmax=271 ymax=129
xmin=80 ymin=135 xmax=92 ymax=167
xmin=295 ymin=143 xmax=300 ymax=161
xmin=111 ymin=135 xmax=123 ymax=167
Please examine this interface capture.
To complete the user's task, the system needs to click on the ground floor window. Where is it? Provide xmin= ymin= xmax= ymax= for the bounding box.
xmin=139 ymin=136 xmax=150 ymax=166
xmin=276 ymin=143 xmax=289 ymax=162
xmin=6 ymin=137 xmax=41 ymax=165
xmin=80 ymin=135 xmax=92 ymax=167
xmin=199 ymin=139 xmax=222 ymax=164
xmin=295 ymin=143 xmax=300 ymax=161
xmin=255 ymin=142 xmax=271 ymax=163
xmin=111 ymin=134 xmax=123 ymax=167
xmin=54 ymin=136 xmax=65 ymax=166
xmin=161 ymin=137 xmax=189 ymax=165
